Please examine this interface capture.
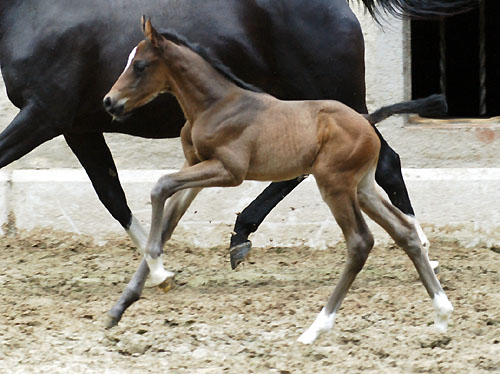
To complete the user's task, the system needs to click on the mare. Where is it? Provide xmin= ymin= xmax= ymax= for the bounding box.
xmin=0 ymin=0 xmax=474 ymax=271
xmin=102 ymin=18 xmax=453 ymax=343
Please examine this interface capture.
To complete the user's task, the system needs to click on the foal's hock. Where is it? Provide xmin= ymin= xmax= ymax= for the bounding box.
xmin=103 ymin=18 xmax=452 ymax=344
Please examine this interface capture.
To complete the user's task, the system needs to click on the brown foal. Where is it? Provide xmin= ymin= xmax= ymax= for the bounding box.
xmin=103 ymin=18 xmax=452 ymax=344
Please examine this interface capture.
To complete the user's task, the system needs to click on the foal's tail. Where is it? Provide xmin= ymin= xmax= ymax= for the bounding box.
xmin=364 ymin=94 xmax=447 ymax=125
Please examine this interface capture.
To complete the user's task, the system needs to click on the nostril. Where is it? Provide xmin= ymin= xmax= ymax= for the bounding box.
xmin=103 ymin=96 xmax=112 ymax=109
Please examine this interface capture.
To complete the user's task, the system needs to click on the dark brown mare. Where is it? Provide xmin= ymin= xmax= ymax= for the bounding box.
xmin=103 ymin=18 xmax=453 ymax=343
xmin=0 ymin=0 xmax=473 ymax=268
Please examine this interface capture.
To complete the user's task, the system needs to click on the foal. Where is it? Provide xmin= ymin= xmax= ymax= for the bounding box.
xmin=103 ymin=18 xmax=452 ymax=344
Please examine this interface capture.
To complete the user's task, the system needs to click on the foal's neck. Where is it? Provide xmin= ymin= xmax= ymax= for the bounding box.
xmin=162 ymin=42 xmax=241 ymax=123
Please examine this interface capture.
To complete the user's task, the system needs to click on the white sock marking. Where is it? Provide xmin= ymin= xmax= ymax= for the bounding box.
xmin=297 ymin=308 xmax=336 ymax=344
xmin=432 ymin=292 xmax=453 ymax=332
xmin=145 ymin=254 xmax=175 ymax=286
xmin=410 ymin=216 xmax=430 ymax=252
xmin=410 ymin=216 xmax=439 ymax=270
xmin=429 ymin=260 xmax=440 ymax=271
xmin=126 ymin=215 xmax=148 ymax=253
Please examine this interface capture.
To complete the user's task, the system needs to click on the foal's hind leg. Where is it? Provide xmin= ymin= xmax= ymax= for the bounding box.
xmin=357 ymin=170 xmax=452 ymax=332
xmin=298 ymin=178 xmax=374 ymax=344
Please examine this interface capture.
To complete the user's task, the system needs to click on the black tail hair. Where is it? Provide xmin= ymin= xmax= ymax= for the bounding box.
xmin=356 ymin=0 xmax=477 ymax=20
xmin=364 ymin=94 xmax=447 ymax=125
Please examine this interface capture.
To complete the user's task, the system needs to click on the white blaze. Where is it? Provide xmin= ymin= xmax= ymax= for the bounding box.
xmin=122 ymin=46 xmax=137 ymax=73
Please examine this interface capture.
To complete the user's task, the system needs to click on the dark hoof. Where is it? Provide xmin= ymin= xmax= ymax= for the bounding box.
xmin=105 ymin=313 xmax=121 ymax=329
xmin=230 ymin=241 xmax=252 ymax=269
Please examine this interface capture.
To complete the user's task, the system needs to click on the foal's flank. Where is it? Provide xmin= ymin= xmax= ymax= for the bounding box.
xmin=103 ymin=17 xmax=452 ymax=344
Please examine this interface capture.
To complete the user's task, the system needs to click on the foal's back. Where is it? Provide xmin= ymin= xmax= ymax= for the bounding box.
xmin=235 ymin=94 xmax=380 ymax=182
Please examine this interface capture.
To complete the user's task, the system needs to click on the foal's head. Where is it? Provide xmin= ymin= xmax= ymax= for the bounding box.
xmin=103 ymin=17 xmax=172 ymax=120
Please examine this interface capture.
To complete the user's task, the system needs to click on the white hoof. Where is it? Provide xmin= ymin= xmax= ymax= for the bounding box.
xmin=297 ymin=329 xmax=318 ymax=345
xmin=429 ymin=260 xmax=439 ymax=272
xmin=433 ymin=292 xmax=453 ymax=332
xmin=150 ymin=268 xmax=175 ymax=287
xmin=145 ymin=254 xmax=174 ymax=287
xmin=297 ymin=308 xmax=335 ymax=345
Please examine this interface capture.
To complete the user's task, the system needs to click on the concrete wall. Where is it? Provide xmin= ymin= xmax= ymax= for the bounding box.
xmin=0 ymin=7 xmax=499 ymax=249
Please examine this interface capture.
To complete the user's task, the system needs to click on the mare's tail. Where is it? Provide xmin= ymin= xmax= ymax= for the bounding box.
xmin=358 ymin=0 xmax=476 ymax=20
xmin=364 ymin=94 xmax=447 ymax=125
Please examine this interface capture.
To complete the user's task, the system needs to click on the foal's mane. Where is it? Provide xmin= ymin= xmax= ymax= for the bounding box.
xmin=159 ymin=29 xmax=263 ymax=93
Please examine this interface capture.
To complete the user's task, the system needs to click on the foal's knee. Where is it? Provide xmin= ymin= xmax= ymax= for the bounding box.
xmin=151 ymin=175 xmax=176 ymax=203
xmin=395 ymin=228 xmax=424 ymax=257
xmin=346 ymin=232 xmax=374 ymax=273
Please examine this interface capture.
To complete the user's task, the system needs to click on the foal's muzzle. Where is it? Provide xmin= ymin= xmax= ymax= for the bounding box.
xmin=103 ymin=96 xmax=125 ymax=117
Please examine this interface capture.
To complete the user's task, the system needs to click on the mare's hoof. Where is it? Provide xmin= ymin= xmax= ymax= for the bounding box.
xmin=230 ymin=241 xmax=252 ymax=270
xmin=104 ymin=314 xmax=121 ymax=329
xmin=157 ymin=275 xmax=175 ymax=293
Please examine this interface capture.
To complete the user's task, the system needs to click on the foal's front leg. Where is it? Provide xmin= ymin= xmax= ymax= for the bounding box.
xmin=106 ymin=187 xmax=201 ymax=327
xmin=145 ymin=159 xmax=243 ymax=286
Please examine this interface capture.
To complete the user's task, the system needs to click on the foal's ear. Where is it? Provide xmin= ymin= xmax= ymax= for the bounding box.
xmin=142 ymin=16 xmax=163 ymax=50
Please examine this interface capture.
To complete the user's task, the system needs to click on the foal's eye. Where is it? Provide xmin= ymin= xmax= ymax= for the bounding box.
xmin=133 ymin=60 xmax=147 ymax=74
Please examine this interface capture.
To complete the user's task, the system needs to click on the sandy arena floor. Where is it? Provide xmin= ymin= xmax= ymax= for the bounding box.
xmin=0 ymin=229 xmax=499 ymax=373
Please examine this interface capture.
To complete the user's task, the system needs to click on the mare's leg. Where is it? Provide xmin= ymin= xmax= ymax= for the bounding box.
xmin=106 ymin=187 xmax=201 ymax=328
xmin=373 ymin=128 xmax=436 ymax=268
xmin=64 ymin=132 xmax=149 ymax=248
xmin=64 ymin=132 xmax=142 ymax=237
xmin=298 ymin=176 xmax=374 ymax=344
xmin=373 ymin=126 xmax=414 ymax=216
xmin=357 ymin=170 xmax=452 ymax=332
xmin=64 ymin=132 xmax=153 ymax=328
xmin=0 ymin=102 xmax=62 ymax=168
xmin=230 ymin=176 xmax=306 ymax=269
xmin=145 ymin=159 xmax=239 ymax=286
